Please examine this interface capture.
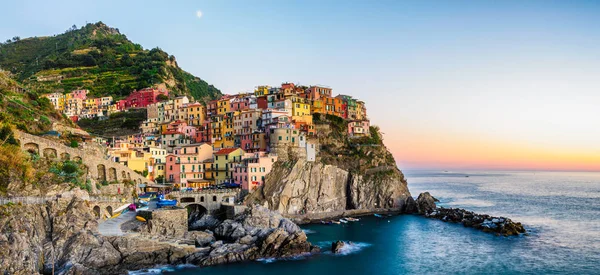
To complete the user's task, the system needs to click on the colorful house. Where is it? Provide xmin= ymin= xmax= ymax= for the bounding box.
xmin=214 ymin=148 xmax=244 ymax=184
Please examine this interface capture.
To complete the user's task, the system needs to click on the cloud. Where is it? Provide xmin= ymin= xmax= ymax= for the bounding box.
xmin=196 ymin=10 xmax=203 ymax=19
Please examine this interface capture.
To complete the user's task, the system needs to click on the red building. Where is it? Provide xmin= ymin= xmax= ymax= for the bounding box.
xmin=124 ymin=88 xmax=169 ymax=108
xmin=257 ymin=96 xmax=268 ymax=109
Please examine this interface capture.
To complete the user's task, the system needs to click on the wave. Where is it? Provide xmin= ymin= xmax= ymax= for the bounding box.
xmin=128 ymin=264 xmax=195 ymax=274
xmin=315 ymin=241 xmax=372 ymax=256
xmin=257 ymin=252 xmax=313 ymax=264
xmin=302 ymin=229 xmax=316 ymax=234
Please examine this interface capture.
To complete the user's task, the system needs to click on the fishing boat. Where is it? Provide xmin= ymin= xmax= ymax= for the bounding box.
xmin=374 ymin=214 xmax=384 ymax=218
xmin=111 ymin=212 xmax=121 ymax=219
xmin=339 ymin=218 xmax=348 ymax=223
xmin=346 ymin=217 xmax=360 ymax=222
xmin=331 ymin=220 xmax=341 ymax=224
xmin=135 ymin=216 xmax=147 ymax=222
xmin=320 ymin=220 xmax=332 ymax=225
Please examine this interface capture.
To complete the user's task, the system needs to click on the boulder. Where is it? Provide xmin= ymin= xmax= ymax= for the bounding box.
xmin=416 ymin=192 xmax=437 ymax=214
xmin=185 ymin=231 xmax=216 ymax=247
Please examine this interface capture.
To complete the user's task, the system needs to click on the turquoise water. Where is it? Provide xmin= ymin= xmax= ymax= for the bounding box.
xmin=139 ymin=171 xmax=600 ymax=274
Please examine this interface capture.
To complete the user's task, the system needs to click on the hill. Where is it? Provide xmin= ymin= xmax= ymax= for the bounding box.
xmin=0 ymin=22 xmax=221 ymax=101
xmin=0 ymin=70 xmax=73 ymax=134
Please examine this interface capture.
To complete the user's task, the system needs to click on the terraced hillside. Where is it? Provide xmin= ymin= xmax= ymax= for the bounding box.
xmin=0 ymin=22 xmax=221 ymax=102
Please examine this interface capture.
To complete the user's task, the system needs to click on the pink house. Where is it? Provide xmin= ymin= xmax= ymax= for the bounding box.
xmin=233 ymin=152 xmax=278 ymax=192
xmin=166 ymin=154 xmax=180 ymax=184
xmin=347 ymin=120 xmax=370 ymax=137
xmin=70 ymin=89 xmax=88 ymax=100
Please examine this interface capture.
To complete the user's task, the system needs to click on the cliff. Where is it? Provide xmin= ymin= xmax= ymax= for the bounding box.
xmin=247 ymin=114 xmax=416 ymax=218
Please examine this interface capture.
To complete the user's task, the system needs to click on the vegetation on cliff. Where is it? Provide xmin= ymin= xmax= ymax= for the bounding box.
xmin=0 ymin=22 xmax=222 ymax=101
xmin=0 ymin=71 xmax=73 ymax=134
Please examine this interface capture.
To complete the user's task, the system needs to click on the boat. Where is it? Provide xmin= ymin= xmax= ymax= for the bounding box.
xmin=331 ymin=220 xmax=341 ymax=224
xmin=374 ymin=214 xmax=384 ymax=218
xmin=339 ymin=218 xmax=348 ymax=223
xmin=346 ymin=217 xmax=360 ymax=222
xmin=157 ymin=199 xmax=177 ymax=208
xmin=111 ymin=212 xmax=121 ymax=219
xmin=136 ymin=216 xmax=147 ymax=222
xmin=320 ymin=220 xmax=332 ymax=225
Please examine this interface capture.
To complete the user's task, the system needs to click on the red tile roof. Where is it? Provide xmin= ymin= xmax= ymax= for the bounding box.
xmin=215 ymin=148 xmax=241 ymax=155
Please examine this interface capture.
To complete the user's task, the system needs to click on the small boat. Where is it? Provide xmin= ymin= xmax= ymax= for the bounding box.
xmin=157 ymin=199 xmax=177 ymax=208
xmin=339 ymin=219 xmax=348 ymax=224
xmin=320 ymin=220 xmax=332 ymax=225
xmin=346 ymin=217 xmax=360 ymax=222
xmin=136 ymin=216 xmax=147 ymax=222
xmin=331 ymin=220 xmax=341 ymax=224
xmin=374 ymin=214 xmax=384 ymax=218
xmin=111 ymin=212 xmax=121 ymax=219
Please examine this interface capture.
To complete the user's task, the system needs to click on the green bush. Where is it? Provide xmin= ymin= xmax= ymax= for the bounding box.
xmin=69 ymin=140 xmax=79 ymax=148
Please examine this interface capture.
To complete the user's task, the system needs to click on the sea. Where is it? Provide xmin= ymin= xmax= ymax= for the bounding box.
xmin=131 ymin=171 xmax=600 ymax=274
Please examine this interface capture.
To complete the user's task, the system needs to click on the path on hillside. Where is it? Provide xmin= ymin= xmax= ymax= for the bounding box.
xmin=98 ymin=201 xmax=157 ymax=236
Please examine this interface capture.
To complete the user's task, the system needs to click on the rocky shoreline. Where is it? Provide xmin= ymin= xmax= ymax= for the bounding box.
xmin=415 ymin=192 xmax=526 ymax=236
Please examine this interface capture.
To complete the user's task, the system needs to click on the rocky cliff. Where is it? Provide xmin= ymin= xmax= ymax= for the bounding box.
xmin=247 ymin=115 xmax=416 ymax=217
xmin=0 ymin=197 xmax=315 ymax=274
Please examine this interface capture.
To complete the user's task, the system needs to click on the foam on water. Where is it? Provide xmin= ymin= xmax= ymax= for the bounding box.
xmin=302 ymin=229 xmax=316 ymax=234
xmin=128 ymin=264 xmax=195 ymax=274
xmin=315 ymin=241 xmax=372 ymax=256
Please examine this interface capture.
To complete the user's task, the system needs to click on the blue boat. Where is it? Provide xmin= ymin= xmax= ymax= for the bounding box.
xmin=157 ymin=199 xmax=177 ymax=208
xmin=374 ymin=214 xmax=384 ymax=218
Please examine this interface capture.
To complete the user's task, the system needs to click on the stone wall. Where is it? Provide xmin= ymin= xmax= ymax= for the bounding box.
xmin=140 ymin=208 xmax=188 ymax=238
xmin=14 ymin=131 xmax=151 ymax=192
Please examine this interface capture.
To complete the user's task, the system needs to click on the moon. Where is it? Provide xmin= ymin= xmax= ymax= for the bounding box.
xmin=196 ymin=10 xmax=203 ymax=19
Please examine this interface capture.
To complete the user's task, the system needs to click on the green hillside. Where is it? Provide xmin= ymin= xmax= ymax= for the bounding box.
xmin=0 ymin=22 xmax=221 ymax=101
xmin=0 ymin=70 xmax=72 ymax=134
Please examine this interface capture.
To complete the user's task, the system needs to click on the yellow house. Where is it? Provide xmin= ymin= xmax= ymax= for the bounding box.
xmin=127 ymin=150 xmax=149 ymax=177
xmin=186 ymin=102 xmax=205 ymax=126
xmin=202 ymin=159 xmax=216 ymax=185
xmin=211 ymin=115 xmax=225 ymax=149
xmin=254 ymin=86 xmax=269 ymax=97
xmin=214 ymin=148 xmax=244 ymax=184
xmin=290 ymin=96 xmax=311 ymax=118
xmin=217 ymin=97 xmax=231 ymax=115
xmin=223 ymin=112 xmax=236 ymax=148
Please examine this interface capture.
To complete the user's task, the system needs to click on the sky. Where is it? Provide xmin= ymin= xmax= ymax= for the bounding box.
xmin=1 ymin=0 xmax=599 ymax=171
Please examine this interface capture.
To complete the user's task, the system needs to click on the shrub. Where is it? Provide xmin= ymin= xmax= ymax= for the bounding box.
xmin=69 ymin=140 xmax=79 ymax=148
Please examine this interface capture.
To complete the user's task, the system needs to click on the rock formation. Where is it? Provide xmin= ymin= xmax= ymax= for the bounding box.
xmin=416 ymin=192 xmax=437 ymax=214
xmin=246 ymin=122 xmax=415 ymax=217
xmin=415 ymin=192 xmax=526 ymax=236
xmin=0 ymin=199 xmax=316 ymax=274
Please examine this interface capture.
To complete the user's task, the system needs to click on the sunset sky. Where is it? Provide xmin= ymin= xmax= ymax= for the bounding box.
xmin=2 ymin=0 xmax=599 ymax=171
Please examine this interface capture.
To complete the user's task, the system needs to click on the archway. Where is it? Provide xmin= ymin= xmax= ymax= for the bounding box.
xmin=200 ymin=196 xmax=205 ymax=202
xmin=108 ymin=167 xmax=117 ymax=181
xmin=43 ymin=148 xmax=57 ymax=159
xmin=121 ymin=171 xmax=126 ymax=181
xmin=180 ymin=197 xmax=195 ymax=203
xmin=23 ymin=142 xmax=39 ymax=155
xmin=106 ymin=206 xmax=113 ymax=217
xmin=185 ymin=204 xmax=208 ymax=225
xmin=93 ymin=206 xmax=100 ymax=218
xmin=60 ymin=152 xmax=70 ymax=161
xmin=212 ymin=195 xmax=217 ymax=202
xmin=97 ymin=164 xmax=106 ymax=182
